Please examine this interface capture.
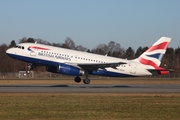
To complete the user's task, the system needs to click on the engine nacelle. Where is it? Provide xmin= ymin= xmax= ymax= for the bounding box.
xmin=46 ymin=63 xmax=84 ymax=76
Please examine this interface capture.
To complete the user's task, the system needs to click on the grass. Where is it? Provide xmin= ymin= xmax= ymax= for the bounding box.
xmin=0 ymin=93 xmax=180 ymax=120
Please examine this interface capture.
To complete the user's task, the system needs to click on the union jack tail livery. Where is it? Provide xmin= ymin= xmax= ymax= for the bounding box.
xmin=137 ymin=37 xmax=171 ymax=71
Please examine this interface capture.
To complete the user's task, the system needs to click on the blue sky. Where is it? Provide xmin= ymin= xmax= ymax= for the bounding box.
xmin=0 ymin=0 xmax=180 ymax=50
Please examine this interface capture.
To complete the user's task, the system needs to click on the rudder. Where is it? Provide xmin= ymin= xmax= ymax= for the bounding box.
xmin=137 ymin=37 xmax=171 ymax=68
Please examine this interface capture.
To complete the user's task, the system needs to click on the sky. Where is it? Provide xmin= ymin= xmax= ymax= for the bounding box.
xmin=0 ymin=0 xmax=180 ymax=50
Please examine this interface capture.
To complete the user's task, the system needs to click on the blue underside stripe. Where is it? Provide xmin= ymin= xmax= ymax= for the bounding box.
xmin=92 ymin=70 xmax=134 ymax=77
xmin=7 ymin=53 xmax=135 ymax=77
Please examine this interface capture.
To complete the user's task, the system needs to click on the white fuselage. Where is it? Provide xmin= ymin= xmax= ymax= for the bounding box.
xmin=6 ymin=43 xmax=152 ymax=77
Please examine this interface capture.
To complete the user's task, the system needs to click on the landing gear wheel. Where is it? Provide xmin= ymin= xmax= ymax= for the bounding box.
xmin=74 ymin=76 xmax=81 ymax=83
xmin=83 ymin=78 xmax=90 ymax=84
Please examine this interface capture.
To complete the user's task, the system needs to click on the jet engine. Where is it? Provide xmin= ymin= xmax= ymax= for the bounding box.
xmin=46 ymin=63 xmax=84 ymax=76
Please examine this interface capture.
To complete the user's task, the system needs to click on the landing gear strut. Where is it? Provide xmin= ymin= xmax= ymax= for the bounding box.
xmin=26 ymin=63 xmax=35 ymax=74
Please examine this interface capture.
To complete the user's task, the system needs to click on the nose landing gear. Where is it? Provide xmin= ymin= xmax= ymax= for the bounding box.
xmin=26 ymin=63 xmax=35 ymax=74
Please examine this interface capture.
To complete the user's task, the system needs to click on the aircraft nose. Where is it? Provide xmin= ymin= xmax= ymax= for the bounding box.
xmin=6 ymin=48 xmax=14 ymax=56
xmin=6 ymin=48 xmax=10 ymax=54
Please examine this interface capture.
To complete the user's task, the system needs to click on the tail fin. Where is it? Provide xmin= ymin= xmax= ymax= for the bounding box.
xmin=137 ymin=37 xmax=171 ymax=69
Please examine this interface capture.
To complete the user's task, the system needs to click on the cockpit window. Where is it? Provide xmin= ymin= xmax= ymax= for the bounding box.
xmin=15 ymin=45 xmax=25 ymax=50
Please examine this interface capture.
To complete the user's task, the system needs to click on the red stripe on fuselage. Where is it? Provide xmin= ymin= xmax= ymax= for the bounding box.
xmin=30 ymin=46 xmax=50 ymax=50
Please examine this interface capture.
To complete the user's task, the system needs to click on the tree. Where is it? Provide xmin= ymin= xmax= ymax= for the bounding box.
xmin=9 ymin=40 xmax=16 ymax=48
xmin=125 ymin=47 xmax=135 ymax=59
xmin=175 ymin=47 xmax=180 ymax=68
xmin=19 ymin=37 xmax=27 ymax=43
xmin=19 ymin=37 xmax=35 ymax=43
xmin=76 ymin=45 xmax=88 ymax=52
xmin=52 ymin=43 xmax=61 ymax=47
xmin=27 ymin=38 xmax=35 ymax=43
xmin=112 ymin=43 xmax=125 ymax=58
xmin=0 ymin=44 xmax=9 ymax=73
xmin=91 ymin=44 xmax=108 ymax=55
xmin=63 ymin=37 xmax=76 ymax=49
xmin=35 ymin=38 xmax=51 ymax=45
xmin=135 ymin=46 xmax=143 ymax=58
xmin=107 ymin=41 xmax=115 ymax=55
xmin=161 ymin=47 xmax=174 ymax=69
xmin=91 ymin=41 xmax=125 ymax=58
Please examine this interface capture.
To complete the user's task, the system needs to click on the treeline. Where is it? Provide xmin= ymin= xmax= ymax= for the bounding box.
xmin=0 ymin=37 xmax=180 ymax=75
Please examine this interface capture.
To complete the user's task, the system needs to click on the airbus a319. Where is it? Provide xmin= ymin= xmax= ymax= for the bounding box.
xmin=6 ymin=37 xmax=171 ymax=84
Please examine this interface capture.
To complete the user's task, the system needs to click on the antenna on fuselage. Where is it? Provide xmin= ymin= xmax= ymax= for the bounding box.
xmin=35 ymin=41 xmax=37 ymax=44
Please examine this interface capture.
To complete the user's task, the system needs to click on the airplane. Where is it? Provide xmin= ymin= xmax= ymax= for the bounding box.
xmin=6 ymin=37 xmax=171 ymax=84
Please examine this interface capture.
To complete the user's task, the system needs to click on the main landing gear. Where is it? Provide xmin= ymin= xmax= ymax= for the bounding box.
xmin=74 ymin=77 xmax=90 ymax=84
xmin=74 ymin=71 xmax=90 ymax=84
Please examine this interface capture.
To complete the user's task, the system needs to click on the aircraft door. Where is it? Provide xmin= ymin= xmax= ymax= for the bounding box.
xmin=130 ymin=62 xmax=137 ymax=74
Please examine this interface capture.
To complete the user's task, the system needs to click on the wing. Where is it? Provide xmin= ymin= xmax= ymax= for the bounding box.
xmin=77 ymin=62 xmax=126 ymax=71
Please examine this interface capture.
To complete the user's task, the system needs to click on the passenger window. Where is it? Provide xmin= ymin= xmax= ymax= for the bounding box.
xmin=18 ymin=46 xmax=21 ymax=49
xmin=22 ymin=46 xmax=24 ymax=49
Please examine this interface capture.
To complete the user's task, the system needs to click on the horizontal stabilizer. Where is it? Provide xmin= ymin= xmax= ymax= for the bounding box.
xmin=147 ymin=68 xmax=173 ymax=75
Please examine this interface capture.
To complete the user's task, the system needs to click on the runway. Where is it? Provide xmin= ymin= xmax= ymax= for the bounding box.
xmin=0 ymin=84 xmax=180 ymax=93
